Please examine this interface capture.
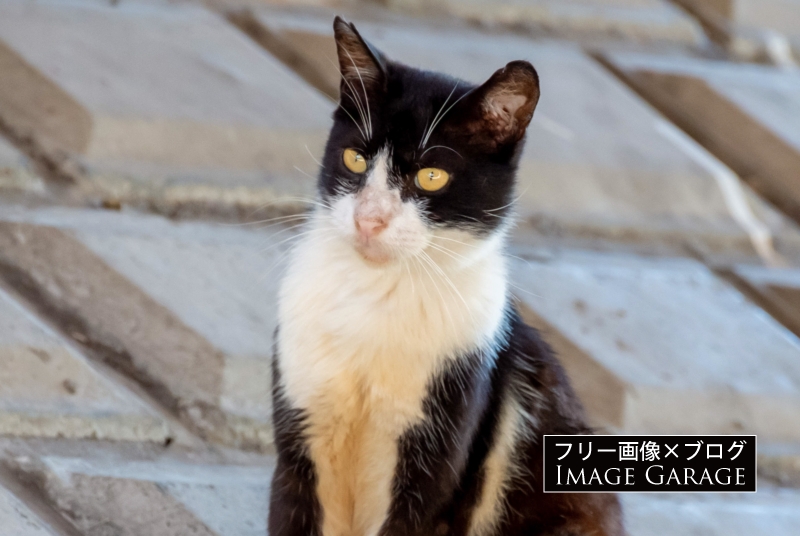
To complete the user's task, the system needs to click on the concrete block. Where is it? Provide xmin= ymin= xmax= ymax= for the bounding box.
xmin=623 ymin=486 xmax=800 ymax=536
xmin=249 ymin=11 xmax=794 ymax=255
xmin=6 ymin=440 xmax=800 ymax=536
xmin=607 ymin=53 xmax=800 ymax=232
xmin=382 ymin=0 xmax=703 ymax=43
xmin=0 ymin=0 xmax=334 ymax=216
xmin=0 ymin=484 xmax=58 ymax=536
xmin=163 ymin=482 xmax=269 ymax=536
xmin=511 ymin=249 xmax=800 ymax=441
xmin=4 ymin=447 xmax=272 ymax=536
xmin=0 ymin=137 xmax=45 ymax=196
xmin=37 ymin=474 xmax=223 ymax=536
xmin=726 ymin=264 xmax=800 ymax=339
xmin=63 ymin=449 xmax=798 ymax=536
xmin=0 ymin=281 xmax=168 ymax=442
xmin=0 ymin=206 xmax=290 ymax=450
xmin=674 ymin=0 xmax=800 ymax=62
xmin=695 ymin=0 xmax=800 ymax=35
xmin=758 ymin=443 xmax=800 ymax=487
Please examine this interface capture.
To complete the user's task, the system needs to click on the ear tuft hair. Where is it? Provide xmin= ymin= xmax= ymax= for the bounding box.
xmin=333 ymin=17 xmax=386 ymax=92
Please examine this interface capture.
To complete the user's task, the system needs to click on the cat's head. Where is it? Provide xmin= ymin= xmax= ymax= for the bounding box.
xmin=317 ymin=17 xmax=539 ymax=266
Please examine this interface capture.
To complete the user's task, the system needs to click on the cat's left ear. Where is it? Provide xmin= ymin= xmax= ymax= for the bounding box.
xmin=333 ymin=17 xmax=387 ymax=98
xmin=451 ymin=61 xmax=540 ymax=150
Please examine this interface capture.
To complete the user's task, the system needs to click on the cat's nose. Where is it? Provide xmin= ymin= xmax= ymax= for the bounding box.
xmin=355 ymin=216 xmax=388 ymax=239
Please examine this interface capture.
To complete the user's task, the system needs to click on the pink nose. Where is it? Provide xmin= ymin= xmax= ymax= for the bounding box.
xmin=355 ymin=217 xmax=387 ymax=239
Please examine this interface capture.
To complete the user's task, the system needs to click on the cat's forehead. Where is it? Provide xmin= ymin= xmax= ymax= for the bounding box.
xmin=378 ymin=66 xmax=473 ymax=154
xmin=388 ymin=66 xmax=472 ymax=119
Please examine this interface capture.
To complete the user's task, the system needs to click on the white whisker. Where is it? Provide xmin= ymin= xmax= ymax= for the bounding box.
xmin=244 ymin=196 xmax=331 ymax=220
xmin=328 ymin=57 xmax=369 ymax=142
xmin=223 ymin=213 xmax=311 ymax=230
xmin=422 ymin=85 xmax=471 ymax=149
xmin=419 ymin=250 xmax=475 ymax=327
xmin=414 ymin=252 xmax=457 ymax=332
xmin=420 ymin=81 xmax=458 ymax=149
xmin=343 ymin=48 xmax=373 ymax=140
xmin=485 ymin=188 xmax=528 ymax=213
xmin=420 ymin=145 xmax=463 ymax=159
xmin=426 ymin=242 xmax=468 ymax=263
xmin=304 ymin=145 xmax=324 ymax=168
xmin=222 ymin=212 xmax=308 ymax=226
xmin=508 ymin=281 xmax=542 ymax=299
xmin=293 ymin=166 xmax=319 ymax=182
xmin=258 ymin=230 xmax=339 ymax=284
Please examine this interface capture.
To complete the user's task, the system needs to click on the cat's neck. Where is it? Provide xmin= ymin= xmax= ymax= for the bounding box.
xmin=279 ymin=216 xmax=510 ymax=362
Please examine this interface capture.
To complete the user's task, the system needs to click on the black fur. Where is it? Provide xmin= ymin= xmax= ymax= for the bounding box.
xmin=269 ymin=349 xmax=322 ymax=536
xmin=376 ymin=311 xmax=623 ymax=536
xmin=319 ymin=19 xmax=538 ymax=235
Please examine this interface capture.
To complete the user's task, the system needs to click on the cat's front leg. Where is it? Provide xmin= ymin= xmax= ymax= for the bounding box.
xmin=378 ymin=357 xmax=491 ymax=536
xmin=269 ymin=451 xmax=321 ymax=536
xmin=269 ymin=348 xmax=322 ymax=536
xmin=376 ymin=433 xmax=463 ymax=536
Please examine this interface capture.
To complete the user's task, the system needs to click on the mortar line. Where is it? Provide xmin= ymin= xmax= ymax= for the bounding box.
xmin=0 ymin=275 xmax=210 ymax=453
xmin=0 ymin=463 xmax=85 ymax=536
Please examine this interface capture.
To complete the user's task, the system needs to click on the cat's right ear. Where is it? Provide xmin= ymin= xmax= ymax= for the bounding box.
xmin=449 ymin=61 xmax=540 ymax=151
xmin=333 ymin=17 xmax=387 ymax=99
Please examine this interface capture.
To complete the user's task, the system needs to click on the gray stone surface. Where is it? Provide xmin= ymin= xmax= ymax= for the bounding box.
xmin=251 ymin=11 xmax=794 ymax=256
xmin=0 ymin=205 xmax=290 ymax=449
xmin=66 ymin=212 xmax=282 ymax=445
xmin=512 ymin=249 xmax=800 ymax=441
xmin=0 ymin=483 xmax=57 ymax=536
xmin=39 ymin=473 xmax=223 ymax=536
xmin=607 ymin=53 xmax=800 ymax=237
xmin=2 ymin=444 xmax=273 ymax=536
xmin=0 ymin=0 xmax=333 ymax=215
xmin=0 ymin=137 xmax=44 ymax=196
xmin=709 ymin=0 xmax=800 ymax=35
xmin=7 ymin=440 xmax=800 ymax=536
xmin=383 ymin=0 xmax=703 ymax=43
xmin=0 ymin=280 xmax=169 ymax=442
xmin=623 ymin=485 xmax=800 ymax=536
xmin=728 ymin=264 xmax=800 ymax=339
xmin=47 ymin=458 xmax=271 ymax=536
xmin=610 ymin=53 xmax=800 ymax=152
xmin=675 ymin=0 xmax=800 ymax=62
xmin=758 ymin=443 xmax=800 ymax=487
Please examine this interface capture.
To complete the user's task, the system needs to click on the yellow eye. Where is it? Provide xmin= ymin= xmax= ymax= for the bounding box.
xmin=415 ymin=168 xmax=450 ymax=192
xmin=343 ymin=148 xmax=367 ymax=173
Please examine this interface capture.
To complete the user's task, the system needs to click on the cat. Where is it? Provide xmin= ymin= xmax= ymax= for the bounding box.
xmin=270 ymin=16 xmax=624 ymax=536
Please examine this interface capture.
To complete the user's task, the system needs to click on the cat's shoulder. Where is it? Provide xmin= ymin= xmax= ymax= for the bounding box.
xmin=501 ymin=307 xmax=589 ymax=434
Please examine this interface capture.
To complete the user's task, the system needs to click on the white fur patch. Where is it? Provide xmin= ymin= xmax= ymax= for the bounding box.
xmin=277 ymin=179 xmax=509 ymax=536
xmin=467 ymin=395 xmax=526 ymax=536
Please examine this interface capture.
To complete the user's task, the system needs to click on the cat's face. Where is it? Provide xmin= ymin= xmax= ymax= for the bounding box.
xmin=317 ymin=18 xmax=540 ymax=266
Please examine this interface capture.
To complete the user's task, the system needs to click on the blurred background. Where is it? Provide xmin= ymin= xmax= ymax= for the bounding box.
xmin=0 ymin=0 xmax=798 ymax=534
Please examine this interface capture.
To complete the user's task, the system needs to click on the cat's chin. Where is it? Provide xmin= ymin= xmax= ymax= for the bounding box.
xmin=354 ymin=243 xmax=394 ymax=266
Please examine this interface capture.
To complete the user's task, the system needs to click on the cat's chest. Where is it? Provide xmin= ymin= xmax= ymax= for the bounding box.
xmin=278 ymin=283 xmax=444 ymax=426
xmin=278 ymin=261 xmax=453 ymax=536
xmin=276 ymin=242 xmax=502 ymax=416
xmin=275 ymin=235 xmax=508 ymax=536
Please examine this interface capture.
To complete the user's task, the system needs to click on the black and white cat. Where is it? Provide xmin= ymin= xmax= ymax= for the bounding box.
xmin=270 ymin=17 xmax=623 ymax=536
